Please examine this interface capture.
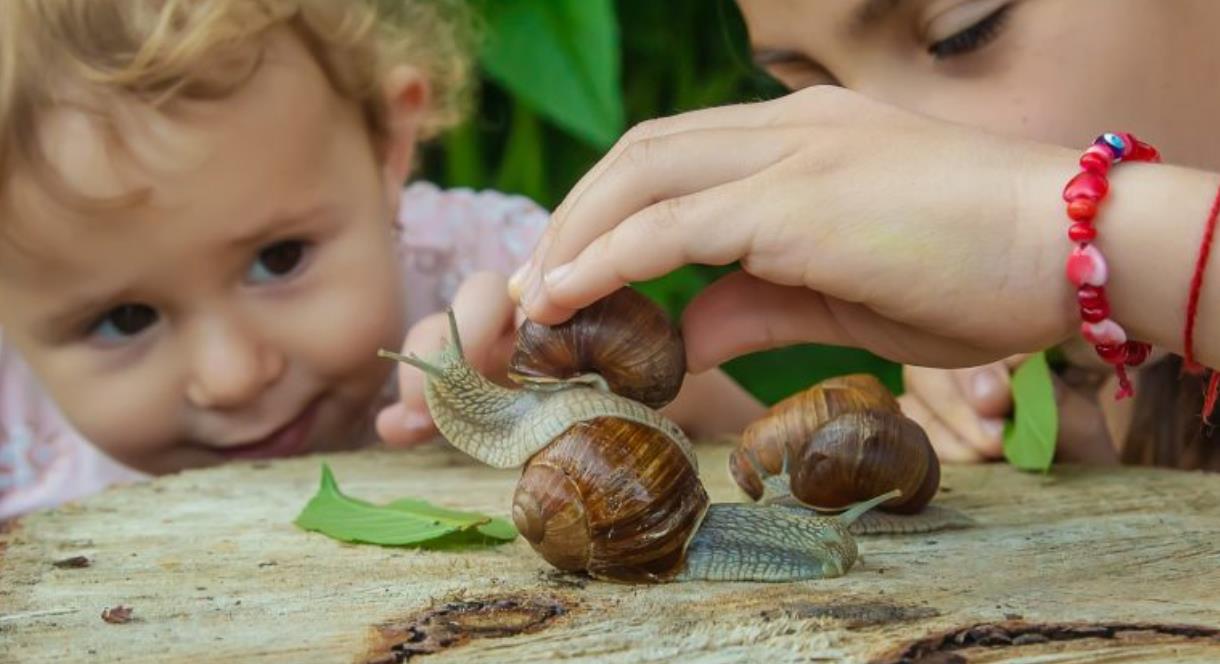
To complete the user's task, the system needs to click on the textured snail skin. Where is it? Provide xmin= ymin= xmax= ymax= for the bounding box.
xmin=678 ymin=492 xmax=896 ymax=581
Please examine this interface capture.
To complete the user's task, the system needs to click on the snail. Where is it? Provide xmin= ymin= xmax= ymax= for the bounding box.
xmin=378 ymin=288 xmax=897 ymax=583
xmin=730 ymin=375 xmax=975 ymax=535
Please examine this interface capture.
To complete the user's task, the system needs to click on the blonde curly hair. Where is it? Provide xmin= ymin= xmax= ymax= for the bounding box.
xmin=0 ymin=0 xmax=472 ymax=203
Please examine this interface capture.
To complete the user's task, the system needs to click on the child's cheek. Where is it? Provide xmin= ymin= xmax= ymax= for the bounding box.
xmin=51 ymin=367 xmax=190 ymax=474
xmin=298 ymin=250 xmax=405 ymax=386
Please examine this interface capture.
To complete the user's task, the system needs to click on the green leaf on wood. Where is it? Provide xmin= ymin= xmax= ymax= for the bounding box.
xmin=294 ymin=464 xmax=516 ymax=548
xmin=474 ymin=0 xmax=624 ymax=149
xmin=1002 ymin=352 xmax=1059 ymax=472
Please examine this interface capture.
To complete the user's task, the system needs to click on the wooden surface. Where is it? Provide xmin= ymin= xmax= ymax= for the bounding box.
xmin=2 ymin=440 xmax=1219 ymax=663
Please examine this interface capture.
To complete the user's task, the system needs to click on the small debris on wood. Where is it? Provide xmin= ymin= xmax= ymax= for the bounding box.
xmin=368 ymin=596 xmax=566 ymax=662
xmin=101 ymin=606 xmax=133 ymax=624
xmin=536 ymin=569 xmax=589 ymax=590
xmin=257 ymin=561 xmax=277 ymax=568
xmin=761 ymin=601 xmax=939 ymax=630
xmin=52 ymin=555 xmax=90 ymax=569
xmin=879 ymin=620 xmax=1220 ymax=663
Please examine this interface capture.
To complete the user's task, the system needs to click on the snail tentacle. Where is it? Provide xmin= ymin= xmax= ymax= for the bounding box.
xmin=377 ymin=349 xmax=444 ymax=378
xmin=741 ymin=447 xmax=793 ymax=506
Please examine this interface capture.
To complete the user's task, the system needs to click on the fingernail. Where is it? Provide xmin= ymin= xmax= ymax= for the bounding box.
xmin=508 ymin=262 xmax=531 ymax=298
xmin=971 ymin=370 xmax=1002 ymax=401
xmin=523 ymin=271 xmax=543 ymax=308
xmin=401 ymin=410 xmax=433 ymax=431
xmin=544 ymin=262 xmax=573 ymax=288
xmin=980 ymin=418 xmax=1005 ymax=440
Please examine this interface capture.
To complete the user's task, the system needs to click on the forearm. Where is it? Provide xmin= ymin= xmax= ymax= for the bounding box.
xmin=1023 ymin=144 xmax=1220 ymax=366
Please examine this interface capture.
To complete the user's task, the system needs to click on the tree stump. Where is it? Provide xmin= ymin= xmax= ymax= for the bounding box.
xmin=2 ymin=440 xmax=1218 ymax=663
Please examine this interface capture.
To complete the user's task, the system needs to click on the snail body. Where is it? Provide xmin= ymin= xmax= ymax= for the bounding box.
xmin=381 ymin=289 xmax=894 ymax=583
xmin=731 ymin=375 xmax=974 ymax=534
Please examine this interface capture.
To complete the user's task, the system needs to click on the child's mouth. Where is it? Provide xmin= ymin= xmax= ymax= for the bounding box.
xmin=217 ymin=398 xmax=321 ymax=461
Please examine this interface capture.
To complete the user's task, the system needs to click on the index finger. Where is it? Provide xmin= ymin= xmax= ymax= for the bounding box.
xmin=510 ymin=98 xmax=791 ymax=303
xmin=522 ymin=175 xmax=758 ymax=323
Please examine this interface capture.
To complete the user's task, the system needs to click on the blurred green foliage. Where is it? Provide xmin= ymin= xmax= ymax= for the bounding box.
xmin=419 ymin=0 xmax=902 ymax=404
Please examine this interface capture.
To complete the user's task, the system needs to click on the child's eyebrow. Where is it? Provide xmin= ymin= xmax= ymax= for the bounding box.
xmin=221 ymin=202 xmax=334 ymax=249
xmin=849 ymin=0 xmax=904 ymax=34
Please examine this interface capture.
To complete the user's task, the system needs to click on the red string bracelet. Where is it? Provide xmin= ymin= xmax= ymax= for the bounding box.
xmin=1063 ymin=132 xmax=1160 ymax=400
xmin=1183 ymin=183 xmax=1220 ymax=421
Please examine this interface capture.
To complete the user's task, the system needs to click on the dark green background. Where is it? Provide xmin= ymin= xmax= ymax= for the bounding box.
xmin=418 ymin=0 xmax=902 ymax=404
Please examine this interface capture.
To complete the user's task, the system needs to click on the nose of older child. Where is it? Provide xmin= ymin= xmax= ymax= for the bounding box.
xmin=185 ymin=315 xmax=286 ymax=410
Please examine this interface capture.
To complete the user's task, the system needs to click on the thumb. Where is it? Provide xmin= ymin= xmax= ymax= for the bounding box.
xmin=681 ymin=271 xmax=847 ymax=373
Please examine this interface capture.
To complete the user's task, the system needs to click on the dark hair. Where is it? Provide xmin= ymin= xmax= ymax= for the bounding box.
xmin=1126 ymin=355 xmax=1220 ymax=470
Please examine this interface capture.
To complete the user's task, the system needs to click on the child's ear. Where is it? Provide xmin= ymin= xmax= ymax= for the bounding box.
xmin=380 ymin=65 xmax=430 ymax=215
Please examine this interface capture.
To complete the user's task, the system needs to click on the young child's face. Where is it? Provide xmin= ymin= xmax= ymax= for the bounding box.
xmin=738 ymin=0 xmax=1220 ymax=170
xmin=0 ymin=31 xmax=414 ymax=474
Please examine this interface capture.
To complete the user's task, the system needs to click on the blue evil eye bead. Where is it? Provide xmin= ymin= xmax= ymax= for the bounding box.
xmin=1096 ymin=133 xmax=1128 ymax=161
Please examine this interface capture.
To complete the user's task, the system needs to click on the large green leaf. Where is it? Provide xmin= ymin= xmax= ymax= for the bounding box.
xmin=1002 ymin=352 xmax=1059 ymax=472
xmin=294 ymin=465 xmax=516 ymax=547
xmin=384 ymin=498 xmax=519 ymax=542
xmin=474 ymin=0 xmax=625 ymax=149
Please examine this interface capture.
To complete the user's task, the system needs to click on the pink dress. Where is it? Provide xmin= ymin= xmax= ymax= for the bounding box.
xmin=0 ymin=182 xmax=548 ymax=520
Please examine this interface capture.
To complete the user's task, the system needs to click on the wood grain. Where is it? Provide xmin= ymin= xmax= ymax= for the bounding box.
xmin=2 ymin=441 xmax=1218 ymax=663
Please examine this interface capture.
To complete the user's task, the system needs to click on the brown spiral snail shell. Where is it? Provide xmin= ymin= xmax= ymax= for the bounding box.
xmin=731 ymin=374 xmax=938 ymax=514
xmin=730 ymin=374 xmax=974 ymax=534
xmin=380 ymin=288 xmax=897 ymax=583
xmin=509 ymin=287 xmax=685 ymax=409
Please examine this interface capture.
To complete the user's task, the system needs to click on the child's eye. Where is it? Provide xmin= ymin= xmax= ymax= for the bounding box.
xmin=248 ymin=240 xmax=309 ymax=283
xmin=928 ymin=3 xmax=1012 ymax=60
xmin=90 ymin=304 xmax=158 ymax=341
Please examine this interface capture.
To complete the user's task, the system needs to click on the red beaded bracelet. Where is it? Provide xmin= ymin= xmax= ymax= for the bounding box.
xmin=1063 ymin=132 xmax=1160 ymax=399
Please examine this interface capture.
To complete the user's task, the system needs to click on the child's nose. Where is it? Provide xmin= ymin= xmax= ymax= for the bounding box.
xmin=185 ymin=315 xmax=286 ymax=410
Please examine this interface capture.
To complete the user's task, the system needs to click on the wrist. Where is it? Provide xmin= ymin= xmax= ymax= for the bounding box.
xmin=1013 ymin=141 xmax=1084 ymax=347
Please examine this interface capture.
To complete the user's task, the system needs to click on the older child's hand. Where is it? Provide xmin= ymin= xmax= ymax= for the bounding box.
xmin=510 ymin=86 xmax=1084 ymax=370
xmin=901 ymin=357 xmax=1120 ymax=465
xmin=376 ymin=272 xmax=519 ymax=447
